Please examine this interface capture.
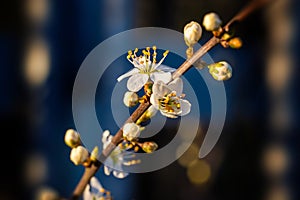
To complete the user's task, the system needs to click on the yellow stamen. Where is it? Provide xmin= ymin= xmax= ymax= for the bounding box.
xmin=99 ymin=188 xmax=105 ymax=193
xmin=134 ymin=146 xmax=139 ymax=152
xmin=163 ymin=50 xmax=169 ymax=57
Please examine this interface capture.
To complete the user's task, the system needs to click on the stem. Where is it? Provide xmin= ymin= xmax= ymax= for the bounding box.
xmin=224 ymin=0 xmax=271 ymax=31
xmin=69 ymin=0 xmax=271 ymax=198
xmin=172 ymin=37 xmax=220 ymax=80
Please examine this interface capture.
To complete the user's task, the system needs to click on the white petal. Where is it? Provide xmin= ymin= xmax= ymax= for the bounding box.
xmin=117 ymin=68 xmax=139 ymax=82
xmin=101 ymin=130 xmax=110 ymax=144
xmin=146 ymin=105 xmax=158 ymax=118
xmin=160 ymin=110 xmax=178 ymax=118
xmin=90 ymin=177 xmax=103 ymax=191
xmin=127 ymin=73 xmax=149 ymax=92
xmin=150 ymin=72 xmax=172 ymax=84
xmin=104 ymin=166 xmax=112 ymax=176
xmin=156 ymin=64 xmax=176 ymax=72
xmin=83 ymin=184 xmax=91 ymax=200
xmin=152 ymin=81 xmax=172 ymax=97
xmin=167 ymin=78 xmax=183 ymax=95
xmin=150 ymin=94 xmax=160 ymax=109
xmin=179 ymin=99 xmax=191 ymax=116
xmin=113 ymin=170 xmax=129 ymax=179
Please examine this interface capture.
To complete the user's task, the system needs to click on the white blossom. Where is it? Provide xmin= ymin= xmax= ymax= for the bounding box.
xmin=102 ymin=130 xmax=139 ymax=179
xmin=83 ymin=177 xmax=112 ymax=200
xmin=117 ymin=47 xmax=176 ymax=92
xmin=150 ymin=78 xmax=191 ymax=118
xmin=70 ymin=145 xmax=89 ymax=165
xmin=203 ymin=12 xmax=222 ymax=31
xmin=208 ymin=61 xmax=232 ymax=81
xmin=122 ymin=122 xmax=141 ymax=141
xmin=64 ymin=129 xmax=81 ymax=148
xmin=184 ymin=21 xmax=202 ymax=47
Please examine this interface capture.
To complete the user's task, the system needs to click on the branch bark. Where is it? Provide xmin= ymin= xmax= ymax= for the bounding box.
xmin=69 ymin=0 xmax=271 ymax=199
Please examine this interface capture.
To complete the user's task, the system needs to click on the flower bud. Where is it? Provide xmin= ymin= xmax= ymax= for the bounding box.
xmin=123 ymin=123 xmax=141 ymax=141
xmin=228 ymin=37 xmax=243 ymax=49
xmin=136 ymin=105 xmax=158 ymax=124
xmin=184 ymin=21 xmax=202 ymax=47
xmin=142 ymin=141 xmax=158 ymax=153
xmin=90 ymin=146 xmax=99 ymax=162
xmin=203 ymin=12 xmax=222 ymax=31
xmin=208 ymin=61 xmax=232 ymax=81
xmin=123 ymin=91 xmax=139 ymax=107
xmin=70 ymin=145 xmax=89 ymax=165
xmin=64 ymin=129 xmax=81 ymax=148
xmin=145 ymin=105 xmax=158 ymax=119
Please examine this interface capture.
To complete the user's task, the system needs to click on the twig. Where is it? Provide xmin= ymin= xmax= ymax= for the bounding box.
xmin=224 ymin=0 xmax=271 ymax=31
xmin=68 ymin=0 xmax=270 ymax=199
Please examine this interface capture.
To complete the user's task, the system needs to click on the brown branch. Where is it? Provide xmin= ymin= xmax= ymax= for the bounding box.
xmin=70 ymin=102 xmax=150 ymax=199
xmin=224 ymin=0 xmax=271 ymax=31
xmin=68 ymin=0 xmax=271 ymax=199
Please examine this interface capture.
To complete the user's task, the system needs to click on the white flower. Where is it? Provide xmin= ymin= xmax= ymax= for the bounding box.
xmin=117 ymin=47 xmax=176 ymax=92
xmin=150 ymin=78 xmax=191 ymax=118
xmin=64 ymin=129 xmax=81 ymax=148
xmin=203 ymin=12 xmax=222 ymax=31
xmin=184 ymin=21 xmax=202 ymax=47
xmin=83 ymin=177 xmax=112 ymax=200
xmin=102 ymin=130 xmax=139 ymax=179
xmin=122 ymin=122 xmax=141 ymax=141
xmin=208 ymin=61 xmax=232 ymax=81
xmin=123 ymin=91 xmax=139 ymax=107
xmin=70 ymin=145 xmax=89 ymax=165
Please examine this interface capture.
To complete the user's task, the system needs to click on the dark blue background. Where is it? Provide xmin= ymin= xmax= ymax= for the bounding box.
xmin=1 ymin=0 xmax=299 ymax=199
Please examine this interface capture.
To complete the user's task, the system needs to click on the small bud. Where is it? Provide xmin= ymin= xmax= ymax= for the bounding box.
xmin=228 ymin=37 xmax=243 ymax=49
xmin=90 ymin=146 xmax=99 ymax=162
xmin=203 ymin=12 xmax=222 ymax=31
xmin=142 ymin=141 xmax=158 ymax=153
xmin=221 ymin=33 xmax=232 ymax=41
xmin=70 ymin=145 xmax=89 ymax=165
xmin=64 ymin=129 xmax=81 ymax=148
xmin=136 ymin=105 xmax=158 ymax=124
xmin=123 ymin=91 xmax=139 ymax=107
xmin=145 ymin=105 xmax=158 ymax=119
xmin=208 ymin=61 xmax=232 ymax=81
xmin=123 ymin=123 xmax=141 ymax=141
xmin=184 ymin=21 xmax=202 ymax=47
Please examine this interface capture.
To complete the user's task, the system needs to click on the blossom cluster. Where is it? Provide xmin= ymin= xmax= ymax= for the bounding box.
xmin=63 ymin=11 xmax=243 ymax=199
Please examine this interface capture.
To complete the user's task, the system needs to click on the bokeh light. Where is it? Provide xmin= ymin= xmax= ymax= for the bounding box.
xmin=23 ymin=38 xmax=50 ymax=87
xmin=187 ymin=159 xmax=211 ymax=185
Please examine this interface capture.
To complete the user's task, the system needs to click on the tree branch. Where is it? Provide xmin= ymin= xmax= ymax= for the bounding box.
xmin=68 ymin=0 xmax=271 ymax=199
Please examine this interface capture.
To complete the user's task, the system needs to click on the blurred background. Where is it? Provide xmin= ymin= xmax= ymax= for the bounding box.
xmin=1 ymin=0 xmax=300 ymax=199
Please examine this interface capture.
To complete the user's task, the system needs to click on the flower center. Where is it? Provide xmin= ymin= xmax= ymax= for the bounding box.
xmin=126 ymin=46 xmax=169 ymax=74
xmin=158 ymin=92 xmax=181 ymax=113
